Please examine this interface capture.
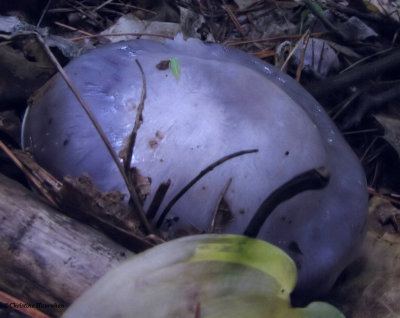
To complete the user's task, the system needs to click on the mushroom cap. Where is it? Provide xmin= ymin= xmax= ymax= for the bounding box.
xmin=22 ymin=35 xmax=368 ymax=297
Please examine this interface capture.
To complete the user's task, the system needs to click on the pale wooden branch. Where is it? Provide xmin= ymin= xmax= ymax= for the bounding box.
xmin=0 ymin=173 xmax=134 ymax=317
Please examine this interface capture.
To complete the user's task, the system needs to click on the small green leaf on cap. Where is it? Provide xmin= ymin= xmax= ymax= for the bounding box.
xmin=169 ymin=57 xmax=180 ymax=78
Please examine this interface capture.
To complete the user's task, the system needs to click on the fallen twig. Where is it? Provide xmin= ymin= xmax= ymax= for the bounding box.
xmin=156 ymin=149 xmax=259 ymax=227
xmin=244 ymin=166 xmax=330 ymax=237
xmin=123 ymin=59 xmax=153 ymax=233
xmin=71 ymin=32 xmax=174 ymax=41
xmin=0 ymin=141 xmax=59 ymax=208
xmin=307 ymin=48 xmax=400 ymax=99
xmin=146 ymin=180 xmax=171 ymax=220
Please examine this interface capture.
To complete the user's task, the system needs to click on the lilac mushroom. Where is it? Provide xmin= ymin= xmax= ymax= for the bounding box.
xmin=22 ymin=35 xmax=368 ymax=299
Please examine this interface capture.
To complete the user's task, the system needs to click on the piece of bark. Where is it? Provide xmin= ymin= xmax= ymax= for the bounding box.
xmin=0 ymin=173 xmax=134 ymax=317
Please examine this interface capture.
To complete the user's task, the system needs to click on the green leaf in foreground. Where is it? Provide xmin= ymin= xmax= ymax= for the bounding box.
xmin=187 ymin=235 xmax=296 ymax=297
xmin=63 ymin=234 xmax=344 ymax=318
